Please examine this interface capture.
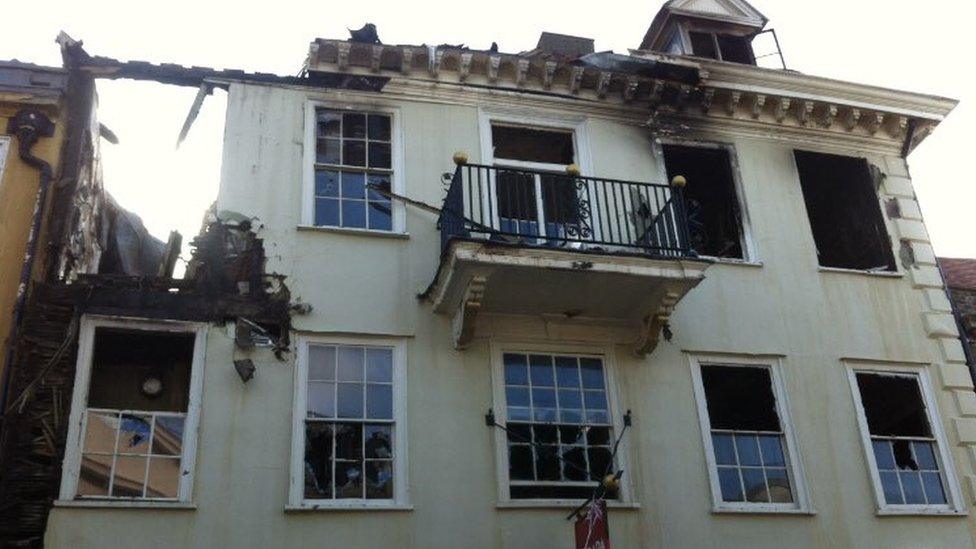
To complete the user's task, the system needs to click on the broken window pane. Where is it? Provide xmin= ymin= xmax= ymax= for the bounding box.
xmin=302 ymin=344 xmax=398 ymax=502
xmin=794 ymin=151 xmax=895 ymax=271
xmin=855 ymin=372 xmax=948 ymax=506
xmin=662 ymin=145 xmax=743 ymax=258
xmin=335 ymin=461 xmax=364 ymax=498
xmin=491 ymin=125 xmax=574 ymax=164
xmin=364 ymin=425 xmax=393 ymax=459
xmin=503 ymin=353 xmax=616 ymax=499
xmin=304 ymin=423 xmax=334 ymax=499
xmin=366 ymin=461 xmax=393 ymax=499
xmin=699 ymin=364 xmax=794 ymax=504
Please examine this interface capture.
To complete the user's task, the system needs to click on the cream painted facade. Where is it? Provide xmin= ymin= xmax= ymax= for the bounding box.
xmin=44 ymin=7 xmax=974 ymax=548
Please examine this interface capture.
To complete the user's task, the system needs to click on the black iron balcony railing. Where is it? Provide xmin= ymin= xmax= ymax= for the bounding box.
xmin=439 ymin=162 xmax=694 ymax=258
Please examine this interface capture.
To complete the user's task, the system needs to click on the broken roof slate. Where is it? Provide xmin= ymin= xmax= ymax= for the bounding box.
xmin=940 ymin=257 xmax=976 ymax=291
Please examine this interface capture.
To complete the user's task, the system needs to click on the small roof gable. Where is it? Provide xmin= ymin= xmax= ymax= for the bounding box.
xmin=665 ymin=0 xmax=767 ymax=27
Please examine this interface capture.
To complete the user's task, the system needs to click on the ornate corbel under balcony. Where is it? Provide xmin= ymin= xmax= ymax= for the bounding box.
xmin=453 ymin=275 xmax=489 ymax=350
xmin=634 ymin=291 xmax=680 ymax=357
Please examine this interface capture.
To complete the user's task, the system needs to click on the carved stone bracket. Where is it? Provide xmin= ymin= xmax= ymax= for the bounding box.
xmin=516 ymin=59 xmax=530 ymax=87
xmin=751 ymin=94 xmax=766 ymax=119
xmin=726 ymin=91 xmax=741 ymax=116
xmin=597 ymin=72 xmax=611 ymax=98
xmin=487 ymin=55 xmax=501 ymax=83
xmin=337 ymin=42 xmax=351 ymax=71
xmin=401 ymin=48 xmax=414 ymax=74
xmin=452 ymin=276 xmax=488 ymax=350
xmin=700 ymin=88 xmax=715 ymax=114
xmin=634 ymin=291 xmax=680 ymax=356
xmin=543 ymin=61 xmax=557 ymax=90
xmin=624 ymin=76 xmax=639 ymax=102
xmin=569 ymin=66 xmax=584 ymax=94
xmin=459 ymin=53 xmax=473 ymax=82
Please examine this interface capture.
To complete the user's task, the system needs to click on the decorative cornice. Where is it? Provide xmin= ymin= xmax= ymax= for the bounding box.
xmin=305 ymin=39 xmax=956 ymax=154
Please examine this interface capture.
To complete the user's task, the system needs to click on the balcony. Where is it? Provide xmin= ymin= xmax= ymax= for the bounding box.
xmin=426 ymin=160 xmax=711 ymax=354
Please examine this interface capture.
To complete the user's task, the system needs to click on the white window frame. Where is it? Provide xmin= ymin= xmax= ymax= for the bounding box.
xmin=489 ymin=340 xmax=634 ymax=508
xmin=0 ymin=136 xmax=11 ymax=190
xmin=477 ymin=109 xmax=604 ymax=243
xmin=652 ymin=138 xmax=759 ymax=264
xmin=302 ymin=99 xmax=406 ymax=234
xmin=58 ymin=315 xmax=208 ymax=506
xmin=688 ymin=353 xmax=813 ymax=514
xmin=288 ymin=334 xmax=410 ymax=510
xmin=845 ymin=363 xmax=966 ymax=516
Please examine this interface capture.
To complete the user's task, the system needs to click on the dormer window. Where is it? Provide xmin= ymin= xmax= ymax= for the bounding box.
xmin=640 ymin=0 xmax=769 ymax=66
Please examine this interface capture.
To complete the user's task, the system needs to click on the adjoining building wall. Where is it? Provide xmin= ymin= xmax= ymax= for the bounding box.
xmin=45 ymin=82 xmax=976 ymax=548
xmin=0 ymin=98 xmax=65 ymax=387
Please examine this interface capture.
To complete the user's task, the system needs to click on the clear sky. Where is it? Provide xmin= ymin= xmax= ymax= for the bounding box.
xmin=2 ymin=0 xmax=973 ymax=263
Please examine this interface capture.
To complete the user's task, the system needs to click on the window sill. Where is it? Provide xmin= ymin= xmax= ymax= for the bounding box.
xmin=711 ymin=505 xmax=816 ymax=516
xmin=297 ymin=225 xmax=410 ymax=239
xmin=496 ymin=500 xmax=640 ymax=510
xmin=817 ymin=266 xmax=902 ymax=278
xmin=54 ymin=499 xmax=196 ymax=510
xmin=703 ymin=256 xmax=763 ymax=268
xmin=875 ymin=507 xmax=967 ymax=517
xmin=285 ymin=502 xmax=414 ymax=512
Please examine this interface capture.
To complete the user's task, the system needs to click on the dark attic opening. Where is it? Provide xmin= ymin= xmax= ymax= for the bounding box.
xmin=794 ymin=150 xmax=896 ymax=272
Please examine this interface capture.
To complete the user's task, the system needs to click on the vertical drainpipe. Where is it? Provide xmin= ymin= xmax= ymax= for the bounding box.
xmin=0 ymin=109 xmax=56 ymax=414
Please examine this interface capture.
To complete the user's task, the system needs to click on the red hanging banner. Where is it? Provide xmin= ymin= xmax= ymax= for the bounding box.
xmin=574 ymin=499 xmax=610 ymax=549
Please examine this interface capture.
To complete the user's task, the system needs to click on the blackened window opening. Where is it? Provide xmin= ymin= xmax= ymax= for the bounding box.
xmin=717 ymin=35 xmax=755 ymax=64
xmin=701 ymin=365 xmax=780 ymax=431
xmin=89 ymin=328 xmax=195 ymax=412
xmin=688 ymin=31 xmax=756 ymax=65
xmin=491 ymin=125 xmax=575 ymax=165
xmin=856 ymin=373 xmax=932 ymax=438
xmin=662 ymin=144 xmax=744 ymax=258
xmin=689 ymin=31 xmax=719 ymax=60
xmin=794 ymin=151 xmax=896 ymax=271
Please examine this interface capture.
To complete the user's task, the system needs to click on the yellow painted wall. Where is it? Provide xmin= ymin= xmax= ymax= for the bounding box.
xmin=0 ymin=99 xmax=65 ymax=387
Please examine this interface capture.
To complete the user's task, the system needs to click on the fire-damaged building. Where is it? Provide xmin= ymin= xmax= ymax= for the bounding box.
xmin=1 ymin=0 xmax=974 ymax=547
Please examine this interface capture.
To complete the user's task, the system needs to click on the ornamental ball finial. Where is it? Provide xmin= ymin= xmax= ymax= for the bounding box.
xmin=670 ymin=175 xmax=687 ymax=188
xmin=453 ymin=151 xmax=469 ymax=165
xmin=565 ymin=163 xmax=581 ymax=177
